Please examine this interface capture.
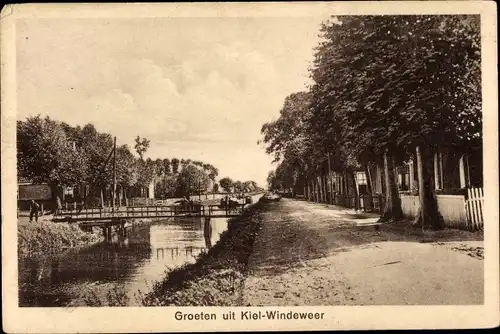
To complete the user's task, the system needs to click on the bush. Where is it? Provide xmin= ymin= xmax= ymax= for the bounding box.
xmin=18 ymin=221 xmax=102 ymax=257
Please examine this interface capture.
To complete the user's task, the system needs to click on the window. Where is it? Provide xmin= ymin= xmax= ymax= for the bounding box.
xmin=356 ymin=172 xmax=367 ymax=185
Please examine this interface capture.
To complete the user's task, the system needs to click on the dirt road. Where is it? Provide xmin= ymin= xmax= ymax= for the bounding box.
xmin=242 ymin=199 xmax=484 ymax=306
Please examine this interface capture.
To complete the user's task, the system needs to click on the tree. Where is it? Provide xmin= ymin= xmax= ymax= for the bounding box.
xmin=219 ymin=177 xmax=233 ymax=193
xmin=155 ymin=175 xmax=177 ymax=198
xmin=213 ymin=183 xmax=219 ymax=193
xmin=136 ymin=157 xmax=155 ymax=195
xmin=134 ymin=136 xmax=150 ymax=160
xmin=307 ymin=15 xmax=480 ymax=228
xmin=115 ymin=144 xmax=138 ymax=204
xmin=171 ymin=158 xmax=180 ymax=174
xmin=115 ymin=145 xmax=138 ymax=188
xmin=267 ymin=170 xmax=283 ymax=191
xmin=207 ymin=165 xmax=219 ymax=181
xmin=176 ymin=165 xmax=210 ymax=197
xmin=154 ymin=158 xmax=165 ymax=176
xmin=242 ymin=181 xmax=254 ymax=192
xmin=260 ymin=91 xmax=316 ymax=196
xmin=233 ymin=181 xmax=243 ymax=193
xmin=17 ymin=116 xmax=88 ymax=197
xmin=162 ymin=158 xmax=171 ymax=175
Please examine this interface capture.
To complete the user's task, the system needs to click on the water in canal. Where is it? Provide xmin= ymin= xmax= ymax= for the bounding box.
xmin=18 ymin=217 xmax=229 ymax=307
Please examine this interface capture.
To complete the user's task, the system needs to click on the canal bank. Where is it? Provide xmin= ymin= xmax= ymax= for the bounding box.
xmin=18 ymin=220 xmax=103 ymax=257
xmin=138 ymin=201 xmax=265 ymax=306
xmin=18 ymin=193 xmax=265 ymax=307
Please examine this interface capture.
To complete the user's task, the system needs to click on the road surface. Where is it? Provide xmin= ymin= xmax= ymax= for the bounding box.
xmin=242 ymin=198 xmax=484 ymax=306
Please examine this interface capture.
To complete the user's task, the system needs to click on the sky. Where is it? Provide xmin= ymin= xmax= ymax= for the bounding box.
xmin=16 ymin=16 xmax=328 ymax=187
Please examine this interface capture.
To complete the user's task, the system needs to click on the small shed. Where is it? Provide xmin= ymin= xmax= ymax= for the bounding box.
xmin=17 ymin=178 xmax=53 ymax=211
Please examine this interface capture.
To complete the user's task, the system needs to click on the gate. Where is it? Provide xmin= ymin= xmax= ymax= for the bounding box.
xmin=465 ymin=187 xmax=484 ymax=231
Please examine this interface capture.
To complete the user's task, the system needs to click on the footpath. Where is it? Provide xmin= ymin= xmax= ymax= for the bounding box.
xmin=241 ymin=199 xmax=484 ymax=306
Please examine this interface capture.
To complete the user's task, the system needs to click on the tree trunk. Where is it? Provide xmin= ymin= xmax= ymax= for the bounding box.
xmin=309 ymin=180 xmax=313 ymax=201
xmin=100 ymin=189 xmax=105 ymax=208
xmin=318 ymin=175 xmax=324 ymax=203
xmin=364 ymin=164 xmax=374 ymax=211
xmin=316 ymin=178 xmax=320 ymax=202
xmin=347 ymin=170 xmax=359 ymax=211
xmin=323 ymin=174 xmax=328 ymax=203
xmin=313 ymin=179 xmax=317 ymax=202
xmin=413 ymin=145 xmax=445 ymax=230
xmin=380 ymin=150 xmax=403 ymax=221
xmin=319 ymin=176 xmax=323 ymax=202
xmin=393 ymin=157 xmax=399 ymax=191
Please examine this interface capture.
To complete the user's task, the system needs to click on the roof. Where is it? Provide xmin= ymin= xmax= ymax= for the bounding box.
xmin=18 ymin=177 xmax=33 ymax=184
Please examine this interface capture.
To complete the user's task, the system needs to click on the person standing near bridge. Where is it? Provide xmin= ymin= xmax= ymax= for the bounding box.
xmin=54 ymin=196 xmax=62 ymax=216
xmin=29 ymin=200 xmax=40 ymax=223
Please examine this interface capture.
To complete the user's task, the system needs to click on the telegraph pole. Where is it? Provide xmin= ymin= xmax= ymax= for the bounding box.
xmin=112 ymin=136 xmax=117 ymax=213
xmin=327 ymin=152 xmax=332 ymax=204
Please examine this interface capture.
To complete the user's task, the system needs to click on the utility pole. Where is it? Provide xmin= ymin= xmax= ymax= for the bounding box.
xmin=327 ymin=152 xmax=332 ymax=204
xmin=112 ymin=136 xmax=117 ymax=213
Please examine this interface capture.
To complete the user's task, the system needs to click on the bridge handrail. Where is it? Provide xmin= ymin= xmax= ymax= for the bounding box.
xmin=55 ymin=203 xmax=247 ymax=219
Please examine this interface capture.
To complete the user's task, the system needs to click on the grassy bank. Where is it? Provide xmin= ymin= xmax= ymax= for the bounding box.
xmin=18 ymin=220 xmax=103 ymax=257
xmin=136 ymin=202 xmax=264 ymax=306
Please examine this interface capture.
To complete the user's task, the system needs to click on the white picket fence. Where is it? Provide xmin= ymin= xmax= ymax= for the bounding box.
xmin=465 ymin=187 xmax=484 ymax=231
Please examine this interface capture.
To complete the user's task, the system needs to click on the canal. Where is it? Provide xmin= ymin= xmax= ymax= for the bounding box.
xmin=18 ymin=216 xmax=229 ymax=307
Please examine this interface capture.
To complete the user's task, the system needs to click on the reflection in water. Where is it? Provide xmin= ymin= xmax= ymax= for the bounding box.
xmin=204 ymin=218 xmax=212 ymax=248
xmin=19 ymin=217 xmax=228 ymax=307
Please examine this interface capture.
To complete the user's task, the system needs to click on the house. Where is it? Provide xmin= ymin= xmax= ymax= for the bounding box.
xmin=396 ymin=147 xmax=483 ymax=229
xmin=17 ymin=177 xmax=53 ymax=211
xmin=396 ymin=147 xmax=483 ymax=194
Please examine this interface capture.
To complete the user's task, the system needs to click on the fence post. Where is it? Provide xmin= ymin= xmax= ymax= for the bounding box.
xmin=478 ymin=187 xmax=484 ymax=229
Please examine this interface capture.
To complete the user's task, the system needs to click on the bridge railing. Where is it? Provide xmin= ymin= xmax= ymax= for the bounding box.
xmin=55 ymin=203 xmax=247 ymax=220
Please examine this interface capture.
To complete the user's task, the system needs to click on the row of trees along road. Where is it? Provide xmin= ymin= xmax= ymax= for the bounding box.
xmin=261 ymin=15 xmax=481 ymax=230
xmin=217 ymin=177 xmax=260 ymax=194
xmin=17 ymin=116 xmax=261 ymax=207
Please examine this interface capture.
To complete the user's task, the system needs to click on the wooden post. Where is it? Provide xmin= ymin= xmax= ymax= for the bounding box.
xmin=112 ymin=137 xmax=117 ymax=213
xmin=466 ymin=155 xmax=471 ymax=188
xmin=324 ymin=175 xmax=328 ymax=203
xmin=408 ymin=160 xmax=414 ymax=192
xmin=434 ymin=152 xmax=441 ymax=190
xmin=459 ymin=155 xmax=467 ymax=188
xmin=327 ymin=153 xmax=332 ymax=204
xmin=416 ymin=146 xmax=426 ymax=229
xmin=439 ymin=152 xmax=444 ymax=189
xmin=313 ymin=180 xmax=317 ymax=202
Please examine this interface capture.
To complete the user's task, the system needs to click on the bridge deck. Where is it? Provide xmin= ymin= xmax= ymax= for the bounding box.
xmin=54 ymin=203 xmax=247 ymax=225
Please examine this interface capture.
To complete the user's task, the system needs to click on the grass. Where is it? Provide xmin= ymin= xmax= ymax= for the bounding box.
xmin=379 ymin=218 xmax=484 ymax=243
xmin=18 ymin=220 xmax=103 ymax=258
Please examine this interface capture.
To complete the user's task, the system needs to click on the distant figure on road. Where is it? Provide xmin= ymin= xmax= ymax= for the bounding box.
xmin=29 ymin=200 xmax=40 ymax=223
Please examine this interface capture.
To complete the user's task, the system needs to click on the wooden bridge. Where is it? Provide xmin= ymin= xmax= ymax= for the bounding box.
xmin=54 ymin=203 xmax=247 ymax=223
xmin=53 ymin=203 xmax=248 ymax=242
